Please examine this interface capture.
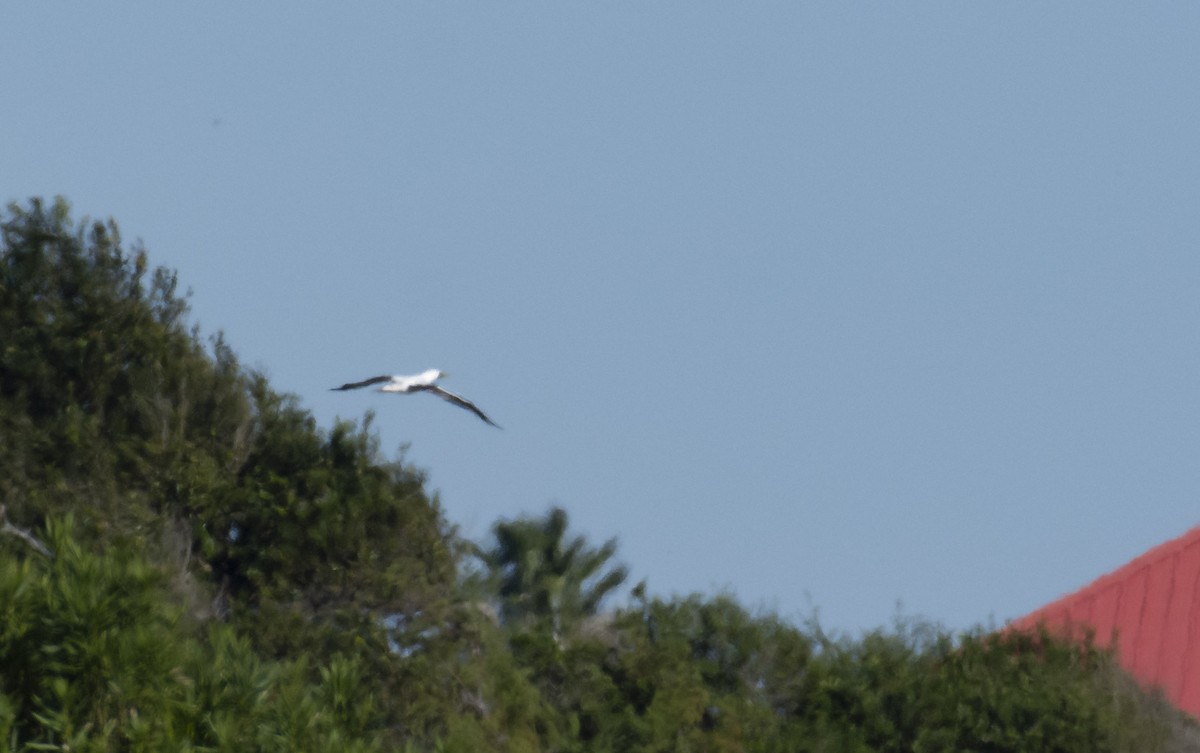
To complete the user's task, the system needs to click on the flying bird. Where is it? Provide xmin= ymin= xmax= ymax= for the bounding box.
xmin=331 ymin=369 xmax=501 ymax=428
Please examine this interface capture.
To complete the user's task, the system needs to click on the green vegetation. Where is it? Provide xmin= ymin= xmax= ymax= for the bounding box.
xmin=1 ymin=196 xmax=1196 ymax=752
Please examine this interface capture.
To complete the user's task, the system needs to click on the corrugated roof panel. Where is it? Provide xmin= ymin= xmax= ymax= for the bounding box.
xmin=1066 ymin=592 xmax=1094 ymax=627
xmin=1180 ymin=578 xmax=1200 ymax=716
xmin=1088 ymin=582 xmax=1121 ymax=647
xmin=1158 ymin=547 xmax=1200 ymax=700
xmin=1132 ymin=558 xmax=1174 ymax=678
xmin=1114 ymin=566 xmax=1148 ymax=662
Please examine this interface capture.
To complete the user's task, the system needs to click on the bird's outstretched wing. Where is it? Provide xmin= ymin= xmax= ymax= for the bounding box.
xmin=419 ymin=385 xmax=502 ymax=428
xmin=331 ymin=375 xmax=395 ymax=391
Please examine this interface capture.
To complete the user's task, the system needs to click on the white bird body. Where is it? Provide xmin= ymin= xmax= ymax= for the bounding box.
xmin=332 ymin=369 xmax=500 ymax=428
xmin=377 ymin=368 xmax=444 ymax=393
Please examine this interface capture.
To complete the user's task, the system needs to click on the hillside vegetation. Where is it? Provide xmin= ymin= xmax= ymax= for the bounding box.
xmin=0 ymin=196 xmax=1196 ymax=752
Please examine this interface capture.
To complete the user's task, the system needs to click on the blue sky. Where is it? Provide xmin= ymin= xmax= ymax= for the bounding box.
xmin=5 ymin=4 xmax=1200 ymax=634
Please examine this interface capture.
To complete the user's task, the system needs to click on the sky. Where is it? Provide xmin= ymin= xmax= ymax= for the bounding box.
xmin=4 ymin=4 xmax=1200 ymax=636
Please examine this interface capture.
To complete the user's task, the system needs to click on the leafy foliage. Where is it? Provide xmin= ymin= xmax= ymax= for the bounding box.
xmin=0 ymin=517 xmax=386 ymax=752
xmin=0 ymin=198 xmax=249 ymax=535
xmin=1 ymin=197 xmax=1196 ymax=752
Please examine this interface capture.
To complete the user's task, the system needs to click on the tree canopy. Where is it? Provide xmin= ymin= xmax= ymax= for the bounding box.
xmin=0 ymin=197 xmax=1196 ymax=752
xmin=473 ymin=505 xmax=629 ymax=639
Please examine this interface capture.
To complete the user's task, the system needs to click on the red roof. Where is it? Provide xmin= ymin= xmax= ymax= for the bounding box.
xmin=1011 ymin=525 xmax=1200 ymax=717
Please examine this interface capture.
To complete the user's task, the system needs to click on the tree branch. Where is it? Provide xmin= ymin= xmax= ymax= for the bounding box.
xmin=0 ymin=505 xmax=53 ymax=558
